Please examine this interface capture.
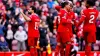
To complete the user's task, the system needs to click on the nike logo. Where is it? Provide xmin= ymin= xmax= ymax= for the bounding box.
xmin=11 ymin=53 xmax=25 ymax=56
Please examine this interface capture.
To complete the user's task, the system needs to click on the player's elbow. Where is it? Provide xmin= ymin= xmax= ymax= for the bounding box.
xmin=25 ymin=18 xmax=31 ymax=22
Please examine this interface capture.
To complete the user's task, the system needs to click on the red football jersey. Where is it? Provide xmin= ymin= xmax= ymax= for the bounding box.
xmin=53 ymin=16 xmax=60 ymax=30
xmin=78 ymin=8 xmax=99 ymax=32
xmin=57 ymin=9 xmax=72 ymax=32
xmin=28 ymin=14 xmax=40 ymax=38
xmin=68 ymin=11 xmax=76 ymax=35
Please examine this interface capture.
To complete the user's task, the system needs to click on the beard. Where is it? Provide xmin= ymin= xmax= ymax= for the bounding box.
xmin=28 ymin=12 xmax=32 ymax=15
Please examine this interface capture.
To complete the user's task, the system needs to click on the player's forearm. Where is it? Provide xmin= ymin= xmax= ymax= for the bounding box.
xmin=53 ymin=21 xmax=57 ymax=30
xmin=73 ymin=20 xmax=78 ymax=26
xmin=77 ymin=16 xmax=85 ymax=27
xmin=20 ymin=12 xmax=31 ymax=21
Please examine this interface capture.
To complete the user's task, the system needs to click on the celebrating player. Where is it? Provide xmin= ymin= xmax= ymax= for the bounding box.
xmin=20 ymin=6 xmax=40 ymax=56
xmin=55 ymin=1 xmax=74 ymax=56
xmin=77 ymin=0 xmax=99 ymax=56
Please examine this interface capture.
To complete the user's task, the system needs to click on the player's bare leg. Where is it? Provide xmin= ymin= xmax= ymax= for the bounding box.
xmin=65 ymin=42 xmax=72 ymax=56
xmin=40 ymin=48 xmax=46 ymax=56
xmin=85 ymin=43 xmax=92 ymax=56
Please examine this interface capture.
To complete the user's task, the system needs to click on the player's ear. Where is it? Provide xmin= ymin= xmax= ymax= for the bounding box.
xmin=32 ymin=10 xmax=34 ymax=13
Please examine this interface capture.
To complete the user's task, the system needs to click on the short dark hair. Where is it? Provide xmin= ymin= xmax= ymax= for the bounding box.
xmin=61 ymin=2 xmax=69 ymax=8
xmin=30 ymin=6 xmax=37 ymax=13
xmin=86 ymin=0 xmax=95 ymax=6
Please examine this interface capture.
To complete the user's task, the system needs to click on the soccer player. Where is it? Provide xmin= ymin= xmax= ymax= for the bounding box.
xmin=67 ymin=1 xmax=76 ymax=40
xmin=20 ymin=6 xmax=40 ymax=56
xmin=55 ymin=1 xmax=74 ymax=56
xmin=53 ymin=5 xmax=61 ymax=35
xmin=67 ymin=1 xmax=79 ymax=56
xmin=77 ymin=0 xmax=99 ymax=56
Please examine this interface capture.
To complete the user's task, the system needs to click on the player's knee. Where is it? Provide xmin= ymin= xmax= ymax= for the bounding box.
xmin=40 ymin=48 xmax=43 ymax=51
xmin=88 ymin=43 xmax=92 ymax=46
xmin=30 ymin=46 xmax=35 ymax=48
xmin=66 ymin=42 xmax=71 ymax=44
xmin=57 ymin=42 xmax=61 ymax=46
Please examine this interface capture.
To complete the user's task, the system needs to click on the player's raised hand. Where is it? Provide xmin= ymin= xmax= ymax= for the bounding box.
xmin=20 ymin=8 xmax=23 ymax=13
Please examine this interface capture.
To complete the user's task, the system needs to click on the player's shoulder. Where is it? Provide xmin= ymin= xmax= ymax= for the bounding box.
xmin=70 ymin=11 xmax=75 ymax=15
xmin=31 ymin=14 xmax=40 ymax=20
xmin=94 ymin=9 xmax=99 ymax=13
xmin=59 ymin=9 xmax=67 ymax=16
xmin=82 ymin=9 xmax=88 ymax=12
xmin=60 ymin=9 xmax=67 ymax=13
xmin=87 ymin=8 xmax=98 ymax=12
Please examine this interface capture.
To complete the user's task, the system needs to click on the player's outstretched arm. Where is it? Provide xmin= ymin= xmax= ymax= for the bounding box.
xmin=77 ymin=16 xmax=85 ymax=27
xmin=20 ymin=11 xmax=31 ymax=21
xmin=76 ymin=10 xmax=85 ymax=27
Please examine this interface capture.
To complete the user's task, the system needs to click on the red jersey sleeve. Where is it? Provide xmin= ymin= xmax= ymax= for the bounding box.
xmin=72 ymin=12 xmax=77 ymax=26
xmin=53 ymin=16 xmax=60 ymax=29
xmin=30 ymin=14 xmax=38 ymax=22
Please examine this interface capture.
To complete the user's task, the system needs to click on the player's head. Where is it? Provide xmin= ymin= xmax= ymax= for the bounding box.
xmin=61 ymin=1 xmax=73 ymax=11
xmin=68 ymin=1 xmax=73 ymax=11
xmin=28 ymin=6 xmax=37 ymax=14
xmin=86 ymin=0 xmax=95 ymax=8
xmin=61 ymin=1 xmax=70 ymax=11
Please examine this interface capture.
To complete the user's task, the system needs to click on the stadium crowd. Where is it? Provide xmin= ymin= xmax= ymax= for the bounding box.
xmin=0 ymin=0 xmax=100 ymax=52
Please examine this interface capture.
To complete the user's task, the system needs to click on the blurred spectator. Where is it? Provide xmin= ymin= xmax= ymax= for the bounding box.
xmin=47 ymin=13 xmax=54 ymax=32
xmin=96 ymin=19 xmax=100 ymax=41
xmin=14 ymin=26 xmax=27 ymax=51
xmin=40 ymin=0 xmax=48 ymax=5
xmin=47 ymin=0 xmax=55 ymax=9
xmin=34 ymin=1 xmax=42 ymax=16
xmin=8 ymin=17 xmax=18 ymax=34
xmin=41 ymin=4 xmax=49 ymax=16
xmin=81 ymin=1 xmax=86 ymax=10
xmin=93 ymin=40 xmax=100 ymax=51
xmin=49 ymin=32 xmax=57 ymax=50
xmin=18 ymin=14 xmax=25 ymax=26
xmin=73 ymin=0 xmax=78 ymax=4
xmin=56 ymin=0 xmax=62 ymax=5
xmin=74 ymin=2 xmax=82 ymax=16
xmin=0 ymin=1 xmax=6 ymax=20
xmin=41 ymin=14 xmax=47 ymax=22
xmin=12 ymin=39 xmax=18 ymax=51
xmin=77 ymin=24 xmax=84 ymax=51
xmin=95 ymin=1 xmax=100 ymax=11
xmin=6 ymin=24 xmax=13 ymax=50
xmin=0 ymin=36 xmax=9 ymax=52
xmin=34 ymin=1 xmax=40 ymax=9
xmin=0 ymin=18 xmax=6 ymax=36
xmin=6 ymin=10 xmax=12 ymax=21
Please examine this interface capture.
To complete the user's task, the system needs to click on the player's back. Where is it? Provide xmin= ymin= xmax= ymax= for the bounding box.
xmin=83 ymin=8 xmax=99 ymax=32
